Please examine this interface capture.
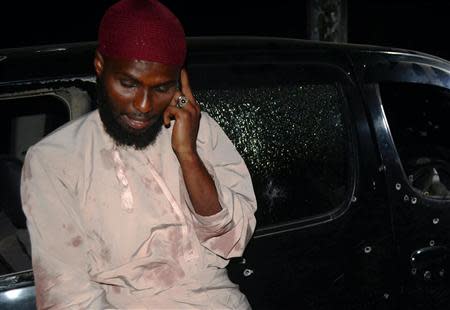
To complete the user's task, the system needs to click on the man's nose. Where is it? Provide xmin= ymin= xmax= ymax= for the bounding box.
xmin=133 ymin=89 xmax=152 ymax=113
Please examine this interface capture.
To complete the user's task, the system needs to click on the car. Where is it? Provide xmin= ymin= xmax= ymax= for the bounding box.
xmin=0 ymin=37 xmax=449 ymax=309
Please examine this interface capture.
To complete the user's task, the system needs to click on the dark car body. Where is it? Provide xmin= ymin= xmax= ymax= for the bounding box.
xmin=0 ymin=37 xmax=450 ymax=309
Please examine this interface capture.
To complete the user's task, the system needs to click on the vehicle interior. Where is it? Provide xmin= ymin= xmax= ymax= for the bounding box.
xmin=0 ymin=82 xmax=94 ymax=275
xmin=380 ymin=82 xmax=450 ymax=199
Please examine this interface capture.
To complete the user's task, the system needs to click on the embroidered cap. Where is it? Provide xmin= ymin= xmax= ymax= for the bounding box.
xmin=98 ymin=0 xmax=186 ymax=66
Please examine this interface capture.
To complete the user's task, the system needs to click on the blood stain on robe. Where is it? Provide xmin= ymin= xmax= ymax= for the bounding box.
xmin=70 ymin=235 xmax=83 ymax=247
xmin=142 ymin=176 xmax=164 ymax=195
xmin=33 ymin=259 xmax=60 ymax=308
xmin=100 ymin=246 xmax=112 ymax=263
xmin=112 ymin=286 xmax=121 ymax=294
xmin=153 ymin=183 xmax=163 ymax=195
xmin=100 ymin=149 xmax=114 ymax=170
xmin=210 ymin=228 xmax=240 ymax=257
xmin=62 ymin=224 xmax=76 ymax=234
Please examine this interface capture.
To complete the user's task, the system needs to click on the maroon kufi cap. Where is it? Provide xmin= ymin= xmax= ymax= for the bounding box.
xmin=98 ymin=0 xmax=186 ymax=66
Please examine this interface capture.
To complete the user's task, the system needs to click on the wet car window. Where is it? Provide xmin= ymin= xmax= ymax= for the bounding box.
xmin=194 ymin=64 xmax=352 ymax=227
xmin=380 ymin=82 xmax=450 ymax=199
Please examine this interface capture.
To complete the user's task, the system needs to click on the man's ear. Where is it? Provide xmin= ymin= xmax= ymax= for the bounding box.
xmin=94 ymin=50 xmax=105 ymax=77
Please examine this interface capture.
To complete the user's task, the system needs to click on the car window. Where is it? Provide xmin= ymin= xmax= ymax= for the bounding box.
xmin=0 ymin=95 xmax=69 ymax=160
xmin=380 ymin=82 xmax=450 ymax=199
xmin=192 ymin=64 xmax=353 ymax=228
xmin=0 ymin=83 xmax=93 ymax=277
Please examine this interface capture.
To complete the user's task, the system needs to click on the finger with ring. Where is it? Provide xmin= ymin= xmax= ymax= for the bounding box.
xmin=176 ymin=95 xmax=189 ymax=109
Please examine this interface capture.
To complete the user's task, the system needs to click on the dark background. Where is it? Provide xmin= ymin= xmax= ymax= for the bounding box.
xmin=1 ymin=0 xmax=449 ymax=60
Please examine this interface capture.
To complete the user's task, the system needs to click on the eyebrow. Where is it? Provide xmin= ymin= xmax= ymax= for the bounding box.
xmin=154 ymin=80 xmax=178 ymax=88
xmin=116 ymin=73 xmax=178 ymax=88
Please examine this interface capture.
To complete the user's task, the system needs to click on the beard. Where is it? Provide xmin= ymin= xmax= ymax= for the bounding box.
xmin=97 ymin=77 xmax=163 ymax=150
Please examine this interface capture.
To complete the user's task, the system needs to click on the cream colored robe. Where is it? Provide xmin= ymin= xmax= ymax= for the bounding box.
xmin=21 ymin=110 xmax=257 ymax=309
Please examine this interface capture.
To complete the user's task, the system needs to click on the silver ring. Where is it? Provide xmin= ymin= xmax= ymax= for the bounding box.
xmin=176 ymin=95 xmax=189 ymax=108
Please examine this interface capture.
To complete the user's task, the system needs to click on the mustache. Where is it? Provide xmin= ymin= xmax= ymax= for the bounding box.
xmin=123 ymin=112 xmax=153 ymax=121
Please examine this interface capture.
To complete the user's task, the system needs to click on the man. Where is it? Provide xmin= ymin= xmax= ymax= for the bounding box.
xmin=20 ymin=0 xmax=257 ymax=308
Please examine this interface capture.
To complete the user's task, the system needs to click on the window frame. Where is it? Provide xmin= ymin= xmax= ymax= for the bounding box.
xmin=189 ymin=61 xmax=359 ymax=236
xmin=0 ymin=82 xmax=94 ymax=278
xmin=361 ymin=54 xmax=450 ymax=206
xmin=378 ymin=81 xmax=450 ymax=201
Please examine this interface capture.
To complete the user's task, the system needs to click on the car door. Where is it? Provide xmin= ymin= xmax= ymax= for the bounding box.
xmin=359 ymin=52 xmax=450 ymax=309
xmin=0 ymin=77 xmax=95 ymax=309
xmin=188 ymin=45 xmax=396 ymax=309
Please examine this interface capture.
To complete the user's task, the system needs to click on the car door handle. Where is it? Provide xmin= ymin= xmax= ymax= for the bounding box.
xmin=410 ymin=246 xmax=449 ymax=282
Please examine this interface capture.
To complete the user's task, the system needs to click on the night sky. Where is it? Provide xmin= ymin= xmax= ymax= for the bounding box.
xmin=1 ymin=0 xmax=449 ymax=60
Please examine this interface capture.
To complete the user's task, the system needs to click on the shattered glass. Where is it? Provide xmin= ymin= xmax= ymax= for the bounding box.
xmin=196 ymin=82 xmax=349 ymax=226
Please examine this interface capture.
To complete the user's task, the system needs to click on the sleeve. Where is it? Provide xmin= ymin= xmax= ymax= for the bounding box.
xmin=21 ymin=146 xmax=114 ymax=309
xmin=183 ymin=113 xmax=257 ymax=259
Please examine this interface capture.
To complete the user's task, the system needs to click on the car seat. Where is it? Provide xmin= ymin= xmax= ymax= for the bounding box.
xmin=0 ymin=155 xmax=27 ymax=229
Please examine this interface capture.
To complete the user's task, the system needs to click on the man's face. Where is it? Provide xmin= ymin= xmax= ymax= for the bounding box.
xmin=94 ymin=52 xmax=180 ymax=149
